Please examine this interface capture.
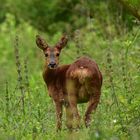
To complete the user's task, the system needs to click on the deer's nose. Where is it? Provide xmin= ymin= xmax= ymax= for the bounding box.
xmin=48 ymin=62 xmax=57 ymax=68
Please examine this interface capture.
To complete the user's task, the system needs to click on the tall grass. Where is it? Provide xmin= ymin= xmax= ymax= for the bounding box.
xmin=0 ymin=14 xmax=140 ymax=140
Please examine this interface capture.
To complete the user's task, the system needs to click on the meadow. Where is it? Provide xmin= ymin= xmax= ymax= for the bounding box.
xmin=0 ymin=1 xmax=140 ymax=140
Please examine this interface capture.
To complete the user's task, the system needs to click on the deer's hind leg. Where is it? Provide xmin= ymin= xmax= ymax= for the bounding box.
xmin=67 ymin=79 xmax=81 ymax=129
xmin=65 ymin=104 xmax=73 ymax=130
xmin=84 ymin=80 xmax=101 ymax=127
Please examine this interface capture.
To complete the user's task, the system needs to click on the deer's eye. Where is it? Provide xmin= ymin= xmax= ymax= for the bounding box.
xmin=45 ymin=53 xmax=48 ymax=57
xmin=56 ymin=53 xmax=60 ymax=57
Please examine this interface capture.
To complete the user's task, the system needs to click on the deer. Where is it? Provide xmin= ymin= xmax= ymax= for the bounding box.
xmin=36 ymin=35 xmax=102 ymax=131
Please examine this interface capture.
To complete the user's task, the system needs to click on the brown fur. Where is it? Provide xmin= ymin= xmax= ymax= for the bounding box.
xmin=43 ymin=64 xmax=70 ymax=130
xmin=66 ymin=56 xmax=102 ymax=128
xmin=36 ymin=35 xmax=102 ymax=131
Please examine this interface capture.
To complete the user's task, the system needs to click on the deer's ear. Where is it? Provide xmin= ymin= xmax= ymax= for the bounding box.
xmin=36 ymin=35 xmax=48 ymax=50
xmin=56 ymin=35 xmax=68 ymax=50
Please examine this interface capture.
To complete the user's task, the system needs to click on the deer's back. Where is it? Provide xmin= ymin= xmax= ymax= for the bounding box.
xmin=67 ymin=57 xmax=102 ymax=84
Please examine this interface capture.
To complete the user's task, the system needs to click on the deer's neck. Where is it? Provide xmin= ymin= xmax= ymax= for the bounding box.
xmin=43 ymin=63 xmax=70 ymax=88
xmin=43 ymin=64 xmax=55 ymax=83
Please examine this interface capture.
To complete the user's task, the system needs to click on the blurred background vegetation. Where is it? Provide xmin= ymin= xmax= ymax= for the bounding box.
xmin=0 ymin=0 xmax=140 ymax=139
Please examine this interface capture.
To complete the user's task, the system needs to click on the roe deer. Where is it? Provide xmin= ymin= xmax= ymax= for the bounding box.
xmin=36 ymin=35 xmax=102 ymax=131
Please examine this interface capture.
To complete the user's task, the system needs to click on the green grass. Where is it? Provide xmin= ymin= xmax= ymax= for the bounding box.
xmin=0 ymin=15 xmax=140 ymax=140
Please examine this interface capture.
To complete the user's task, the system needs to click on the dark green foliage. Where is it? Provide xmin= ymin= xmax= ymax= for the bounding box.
xmin=1 ymin=0 xmax=140 ymax=34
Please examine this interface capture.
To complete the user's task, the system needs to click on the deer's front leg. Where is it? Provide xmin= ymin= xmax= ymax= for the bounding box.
xmin=67 ymin=79 xmax=80 ymax=129
xmin=49 ymin=88 xmax=63 ymax=131
xmin=54 ymin=101 xmax=63 ymax=131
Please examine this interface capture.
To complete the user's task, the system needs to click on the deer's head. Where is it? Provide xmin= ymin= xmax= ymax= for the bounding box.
xmin=36 ymin=35 xmax=68 ymax=69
